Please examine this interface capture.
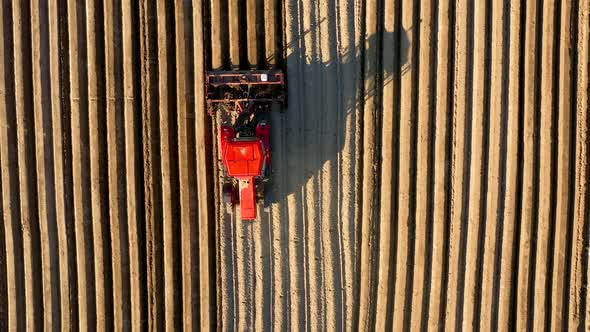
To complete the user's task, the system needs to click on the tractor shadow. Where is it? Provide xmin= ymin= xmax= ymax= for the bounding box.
xmin=267 ymin=24 xmax=410 ymax=204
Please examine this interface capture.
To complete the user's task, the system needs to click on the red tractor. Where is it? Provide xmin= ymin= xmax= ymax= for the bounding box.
xmin=206 ymin=70 xmax=285 ymax=220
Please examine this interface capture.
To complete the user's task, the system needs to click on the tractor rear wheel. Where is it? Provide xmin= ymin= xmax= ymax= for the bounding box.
xmin=222 ymin=183 xmax=237 ymax=206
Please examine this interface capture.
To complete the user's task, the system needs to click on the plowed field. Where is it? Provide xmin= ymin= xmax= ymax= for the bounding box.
xmin=1 ymin=0 xmax=589 ymax=331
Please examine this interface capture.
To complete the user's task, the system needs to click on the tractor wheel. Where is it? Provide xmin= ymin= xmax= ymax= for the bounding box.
xmin=256 ymin=181 xmax=265 ymax=203
xmin=263 ymin=187 xmax=274 ymax=211
xmin=256 ymin=179 xmax=274 ymax=209
xmin=222 ymin=183 xmax=236 ymax=206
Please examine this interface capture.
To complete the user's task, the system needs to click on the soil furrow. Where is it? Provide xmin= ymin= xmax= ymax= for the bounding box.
xmin=140 ymin=0 xmax=163 ymax=330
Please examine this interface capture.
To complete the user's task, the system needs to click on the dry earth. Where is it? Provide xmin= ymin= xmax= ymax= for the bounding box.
xmin=1 ymin=0 xmax=589 ymax=331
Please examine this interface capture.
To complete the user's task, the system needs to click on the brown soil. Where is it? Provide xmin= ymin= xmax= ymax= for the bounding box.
xmin=0 ymin=0 xmax=588 ymax=331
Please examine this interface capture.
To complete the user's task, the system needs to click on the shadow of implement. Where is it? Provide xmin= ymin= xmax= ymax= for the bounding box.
xmin=267 ymin=26 xmax=410 ymax=199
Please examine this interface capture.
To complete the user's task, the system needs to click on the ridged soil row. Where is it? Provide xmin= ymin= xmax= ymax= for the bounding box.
xmin=571 ymin=2 xmax=590 ymax=331
xmin=515 ymin=0 xmax=537 ymax=327
xmin=357 ymin=0 xmax=380 ymax=328
xmin=193 ymin=0 xmax=216 ymax=328
xmin=551 ymin=0 xmax=573 ymax=329
xmin=573 ymin=1 xmax=590 ymax=331
xmin=140 ymin=0 xmax=165 ymax=330
xmin=373 ymin=0 xmax=398 ymax=327
xmin=533 ymin=0 xmax=556 ymax=328
xmin=412 ymin=0 xmax=433 ymax=329
xmin=429 ymin=0 xmax=451 ymax=328
xmin=461 ymin=0 xmax=485 ymax=329
xmin=444 ymin=0 xmax=467 ymax=329
xmin=478 ymin=0 xmax=501 ymax=327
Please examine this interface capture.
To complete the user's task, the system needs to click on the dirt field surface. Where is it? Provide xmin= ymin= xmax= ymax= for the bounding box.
xmin=1 ymin=0 xmax=589 ymax=331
